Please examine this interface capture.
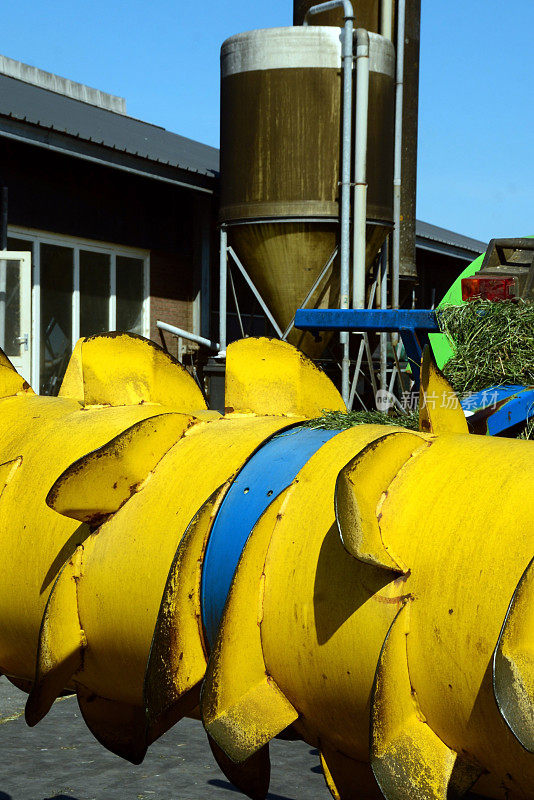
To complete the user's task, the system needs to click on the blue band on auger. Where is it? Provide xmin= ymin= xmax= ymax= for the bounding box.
xmin=200 ymin=425 xmax=341 ymax=648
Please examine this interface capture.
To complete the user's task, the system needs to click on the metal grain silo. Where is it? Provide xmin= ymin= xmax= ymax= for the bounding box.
xmin=219 ymin=26 xmax=395 ymax=352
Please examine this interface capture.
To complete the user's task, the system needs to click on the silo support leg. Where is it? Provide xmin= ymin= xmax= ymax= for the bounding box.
xmin=227 ymin=247 xmax=283 ymax=340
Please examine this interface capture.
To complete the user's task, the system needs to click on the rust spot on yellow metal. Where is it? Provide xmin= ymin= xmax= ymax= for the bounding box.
xmin=46 ymin=413 xmax=194 ymax=523
xmin=0 ymin=347 xmax=34 ymax=398
xmin=372 ymin=592 xmax=415 ymax=606
xmin=144 ymin=485 xmax=228 ymax=744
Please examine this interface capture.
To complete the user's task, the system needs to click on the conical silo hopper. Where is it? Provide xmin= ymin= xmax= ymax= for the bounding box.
xmin=219 ymin=26 xmax=395 ymax=354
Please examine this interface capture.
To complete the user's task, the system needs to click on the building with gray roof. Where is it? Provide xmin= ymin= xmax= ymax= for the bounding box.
xmin=0 ymin=56 xmax=485 ymax=396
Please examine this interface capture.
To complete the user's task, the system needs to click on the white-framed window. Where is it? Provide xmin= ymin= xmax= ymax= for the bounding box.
xmin=7 ymin=226 xmax=150 ymax=395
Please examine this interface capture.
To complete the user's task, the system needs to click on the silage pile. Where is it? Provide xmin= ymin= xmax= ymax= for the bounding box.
xmin=438 ymin=299 xmax=534 ymax=394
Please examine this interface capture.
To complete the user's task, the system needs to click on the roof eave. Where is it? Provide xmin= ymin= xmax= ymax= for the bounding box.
xmin=0 ymin=115 xmax=218 ymax=195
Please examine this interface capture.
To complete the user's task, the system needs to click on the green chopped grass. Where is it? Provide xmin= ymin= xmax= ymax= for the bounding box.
xmin=518 ymin=414 xmax=534 ymax=440
xmin=437 ymin=300 xmax=534 ymax=394
xmin=305 ymin=409 xmax=419 ymax=432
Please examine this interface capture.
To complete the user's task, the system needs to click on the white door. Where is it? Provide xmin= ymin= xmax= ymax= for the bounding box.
xmin=0 ymin=251 xmax=32 ymax=383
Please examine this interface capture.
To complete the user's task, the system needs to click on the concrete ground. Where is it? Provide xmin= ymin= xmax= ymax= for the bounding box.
xmin=0 ymin=681 xmax=332 ymax=800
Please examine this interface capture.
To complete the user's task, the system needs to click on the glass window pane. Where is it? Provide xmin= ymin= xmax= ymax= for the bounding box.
xmin=3 ymin=260 xmax=21 ymax=356
xmin=40 ymin=243 xmax=73 ymax=395
xmin=4 ymin=240 xmax=32 ymax=358
xmin=80 ymin=250 xmax=110 ymax=337
xmin=117 ymin=256 xmax=144 ymax=335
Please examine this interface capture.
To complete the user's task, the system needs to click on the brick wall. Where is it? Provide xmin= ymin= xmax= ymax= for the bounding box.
xmin=149 ymin=250 xmax=199 ymax=361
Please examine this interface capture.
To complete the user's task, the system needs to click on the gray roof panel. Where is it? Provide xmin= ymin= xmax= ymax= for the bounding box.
xmin=416 ymin=219 xmax=486 ymax=259
xmin=0 ymin=73 xmax=219 ymax=180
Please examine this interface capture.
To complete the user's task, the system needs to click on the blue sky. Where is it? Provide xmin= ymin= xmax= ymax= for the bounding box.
xmin=3 ymin=0 xmax=533 ymax=242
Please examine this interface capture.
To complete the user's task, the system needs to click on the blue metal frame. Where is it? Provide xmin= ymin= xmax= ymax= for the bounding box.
xmin=462 ymin=386 xmax=534 ymax=436
xmin=294 ymin=309 xmax=534 ymax=436
xmin=294 ymin=309 xmax=440 ymax=391
xmin=200 ymin=425 xmax=341 ymax=648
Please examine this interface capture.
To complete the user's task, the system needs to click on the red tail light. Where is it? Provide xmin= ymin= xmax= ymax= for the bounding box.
xmin=461 ymin=276 xmax=516 ymax=302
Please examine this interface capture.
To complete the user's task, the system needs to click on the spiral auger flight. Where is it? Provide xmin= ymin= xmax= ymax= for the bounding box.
xmin=0 ymin=332 xmax=532 ymax=800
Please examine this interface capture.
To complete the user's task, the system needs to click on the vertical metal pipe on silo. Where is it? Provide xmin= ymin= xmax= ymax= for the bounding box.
xmin=379 ymin=0 xmax=392 ymax=394
xmin=380 ymin=0 xmax=393 ymax=39
xmin=304 ymin=0 xmax=354 ymax=403
xmin=399 ymin=0 xmax=421 ymax=282
xmin=352 ymin=29 xmax=370 ymax=310
xmin=392 ymin=0 xmax=405 ymax=311
xmin=379 ymin=238 xmax=389 ymax=392
xmin=340 ymin=6 xmax=354 ymax=402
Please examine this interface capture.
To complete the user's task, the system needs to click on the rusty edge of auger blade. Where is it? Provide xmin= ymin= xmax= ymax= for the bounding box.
xmin=143 ymin=484 xmax=229 ymax=744
xmin=59 ymin=333 xmax=208 ymax=411
xmin=335 ymin=430 xmax=430 ymax=573
xmin=46 ymin=413 xmax=195 ymax=525
xmin=0 ymin=346 xmax=34 ymax=398
xmin=370 ymin=602 xmax=482 ymax=800
xmin=493 ymin=555 xmax=534 ymax=754
xmin=201 ymin=486 xmax=298 ymax=765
